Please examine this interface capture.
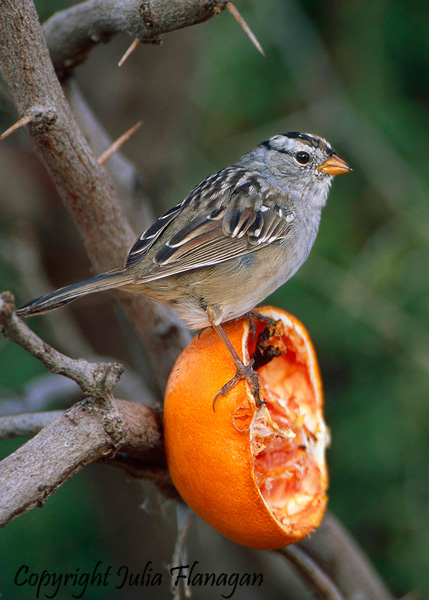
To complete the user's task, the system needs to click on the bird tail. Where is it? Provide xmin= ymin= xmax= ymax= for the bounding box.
xmin=16 ymin=268 xmax=134 ymax=317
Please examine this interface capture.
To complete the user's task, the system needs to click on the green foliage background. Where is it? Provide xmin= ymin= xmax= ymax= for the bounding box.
xmin=0 ymin=0 xmax=428 ymax=598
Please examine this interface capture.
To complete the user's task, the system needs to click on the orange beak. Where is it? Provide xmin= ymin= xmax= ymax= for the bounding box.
xmin=317 ymin=154 xmax=352 ymax=176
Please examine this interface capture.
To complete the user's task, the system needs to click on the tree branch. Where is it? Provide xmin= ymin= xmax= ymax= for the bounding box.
xmin=44 ymin=0 xmax=230 ymax=79
xmin=294 ymin=513 xmax=397 ymax=600
xmin=0 ymin=411 xmax=63 ymax=439
xmin=0 ymin=0 xmax=191 ymax=395
xmin=0 ymin=290 xmax=169 ymax=526
xmin=0 ymin=397 xmax=165 ymax=528
xmin=278 ymin=545 xmax=343 ymax=600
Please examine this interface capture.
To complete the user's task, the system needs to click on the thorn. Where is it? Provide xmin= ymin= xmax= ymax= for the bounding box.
xmin=97 ymin=120 xmax=143 ymax=165
xmin=0 ymin=114 xmax=33 ymax=141
xmin=118 ymin=39 xmax=140 ymax=67
xmin=226 ymin=2 xmax=265 ymax=56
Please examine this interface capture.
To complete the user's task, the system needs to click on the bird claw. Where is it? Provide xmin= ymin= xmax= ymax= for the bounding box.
xmin=213 ymin=359 xmax=264 ymax=411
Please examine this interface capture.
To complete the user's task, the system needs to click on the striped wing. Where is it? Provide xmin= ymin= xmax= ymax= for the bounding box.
xmin=126 ymin=167 xmax=296 ymax=282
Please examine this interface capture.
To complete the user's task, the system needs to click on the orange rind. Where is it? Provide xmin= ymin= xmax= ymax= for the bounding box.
xmin=164 ymin=307 xmax=329 ymax=549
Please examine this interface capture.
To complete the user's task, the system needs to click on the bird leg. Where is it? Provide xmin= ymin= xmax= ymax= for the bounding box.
xmin=209 ymin=317 xmax=262 ymax=410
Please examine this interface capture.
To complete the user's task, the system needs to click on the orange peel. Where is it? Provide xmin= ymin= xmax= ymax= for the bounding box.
xmin=164 ymin=306 xmax=329 ymax=549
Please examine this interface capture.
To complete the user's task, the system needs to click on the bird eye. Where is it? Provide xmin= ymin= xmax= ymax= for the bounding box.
xmin=295 ymin=151 xmax=310 ymax=165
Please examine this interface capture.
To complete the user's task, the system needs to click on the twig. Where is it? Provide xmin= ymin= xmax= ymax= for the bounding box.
xmin=0 ymin=113 xmax=32 ymax=140
xmin=226 ymin=2 xmax=265 ymax=56
xmin=97 ymin=120 xmax=143 ymax=166
xmin=171 ymin=505 xmax=193 ymax=599
xmin=277 ymin=545 xmax=343 ymax=600
xmin=118 ymin=39 xmax=140 ymax=67
xmin=0 ymin=411 xmax=62 ymax=439
xmin=0 ymin=291 xmax=123 ymax=401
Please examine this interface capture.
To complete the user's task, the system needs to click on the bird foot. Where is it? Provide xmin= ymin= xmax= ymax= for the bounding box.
xmin=213 ymin=358 xmax=264 ymax=411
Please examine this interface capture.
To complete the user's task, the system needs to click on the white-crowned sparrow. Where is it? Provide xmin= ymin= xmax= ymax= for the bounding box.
xmin=17 ymin=132 xmax=351 ymax=399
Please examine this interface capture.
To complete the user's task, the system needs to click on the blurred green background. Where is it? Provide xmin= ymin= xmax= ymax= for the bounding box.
xmin=0 ymin=0 xmax=428 ymax=598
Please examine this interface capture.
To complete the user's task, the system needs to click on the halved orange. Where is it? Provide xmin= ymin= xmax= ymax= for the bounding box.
xmin=164 ymin=306 xmax=329 ymax=549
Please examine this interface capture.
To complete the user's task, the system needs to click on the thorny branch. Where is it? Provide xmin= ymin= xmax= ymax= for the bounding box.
xmin=0 ymin=0 xmax=191 ymax=396
xmin=0 ymin=0 xmax=225 ymax=529
xmin=44 ymin=0 xmax=231 ymax=79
